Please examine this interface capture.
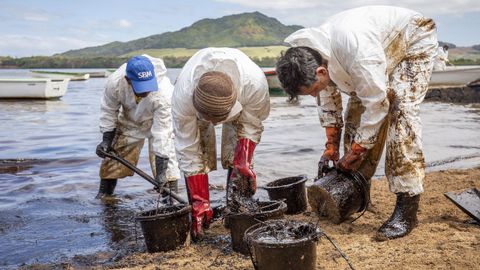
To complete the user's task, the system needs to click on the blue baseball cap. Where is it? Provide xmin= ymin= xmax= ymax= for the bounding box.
xmin=126 ymin=56 xmax=158 ymax=94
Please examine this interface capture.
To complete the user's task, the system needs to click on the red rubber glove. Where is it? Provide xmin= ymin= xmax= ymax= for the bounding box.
xmin=230 ymin=138 xmax=256 ymax=196
xmin=336 ymin=142 xmax=368 ymax=172
xmin=186 ymin=174 xmax=213 ymax=240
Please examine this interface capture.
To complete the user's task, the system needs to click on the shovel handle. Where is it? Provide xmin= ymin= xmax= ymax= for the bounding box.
xmin=100 ymin=150 xmax=187 ymax=204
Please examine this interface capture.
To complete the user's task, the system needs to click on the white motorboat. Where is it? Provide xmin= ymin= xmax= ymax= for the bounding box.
xmin=0 ymin=78 xmax=70 ymax=99
xmin=264 ymin=69 xmax=284 ymax=96
xmin=430 ymin=66 xmax=480 ymax=86
xmin=264 ymin=65 xmax=480 ymax=93
xmin=30 ymin=70 xmax=90 ymax=81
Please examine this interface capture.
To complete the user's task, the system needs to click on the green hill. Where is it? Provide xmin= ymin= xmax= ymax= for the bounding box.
xmin=59 ymin=12 xmax=302 ymax=57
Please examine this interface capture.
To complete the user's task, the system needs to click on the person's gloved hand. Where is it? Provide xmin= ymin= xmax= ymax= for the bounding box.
xmin=95 ymin=129 xmax=116 ymax=158
xmin=336 ymin=142 xmax=368 ymax=172
xmin=318 ymin=127 xmax=341 ymax=178
xmin=230 ymin=138 xmax=257 ymax=196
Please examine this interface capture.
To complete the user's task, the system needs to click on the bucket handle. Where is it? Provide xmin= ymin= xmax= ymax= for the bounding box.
xmin=244 ymin=221 xmax=268 ymax=270
xmin=322 ymin=231 xmax=356 ymax=270
xmin=348 ymin=171 xmax=370 ymax=223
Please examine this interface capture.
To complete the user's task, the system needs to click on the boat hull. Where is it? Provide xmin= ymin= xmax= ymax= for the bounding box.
xmin=0 ymin=78 xmax=70 ymax=99
xmin=264 ymin=66 xmax=480 ymax=93
xmin=430 ymin=66 xmax=480 ymax=86
xmin=30 ymin=70 xmax=90 ymax=81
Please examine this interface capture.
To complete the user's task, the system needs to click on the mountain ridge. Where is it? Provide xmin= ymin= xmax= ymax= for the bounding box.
xmin=59 ymin=12 xmax=302 ymax=57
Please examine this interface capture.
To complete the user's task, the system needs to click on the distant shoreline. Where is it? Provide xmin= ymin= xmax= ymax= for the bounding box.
xmin=2 ymin=45 xmax=480 ymax=69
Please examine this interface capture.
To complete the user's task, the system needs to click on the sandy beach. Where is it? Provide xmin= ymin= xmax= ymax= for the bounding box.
xmin=23 ymin=167 xmax=479 ymax=270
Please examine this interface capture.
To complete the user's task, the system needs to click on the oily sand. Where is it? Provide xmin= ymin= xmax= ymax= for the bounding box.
xmin=26 ymin=168 xmax=480 ymax=269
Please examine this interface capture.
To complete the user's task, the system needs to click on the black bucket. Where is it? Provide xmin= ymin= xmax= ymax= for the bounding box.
xmin=226 ymin=200 xmax=287 ymax=255
xmin=308 ymin=169 xmax=369 ymax=224
xmin=136 ymin=204 xmax=191 ymax=253
xmin=244 ymin=220 xmax=322 ymax=270
xmin=263 ymin=175 xmax=308 ymax=214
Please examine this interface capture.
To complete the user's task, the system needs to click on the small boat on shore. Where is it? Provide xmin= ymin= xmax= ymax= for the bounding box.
xmin=0 ymin=78 xmax=70 ymax=99
xmin=30 ymin=70 xmax=90 ymax=81
xmin=430 ymin=66 xmax=480 ymax=86
xmin=264 ymin=69 xmax=284 ymax=96
xmin=264 ymin=65 xmax=480 ymax=94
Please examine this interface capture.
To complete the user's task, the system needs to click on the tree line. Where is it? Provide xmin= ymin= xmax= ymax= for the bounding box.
xmin=0 ymin=56 xmax=279 ymax=69
xmin=1 ymin=55 xmax=478 ymax=69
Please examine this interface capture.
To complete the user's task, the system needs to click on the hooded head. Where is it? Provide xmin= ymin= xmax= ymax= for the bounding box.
xmin=193 ymin=71 xmax=239 ymax=124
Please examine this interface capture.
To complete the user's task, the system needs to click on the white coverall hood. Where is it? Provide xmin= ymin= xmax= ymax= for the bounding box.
xmin=172 ymin=48 xmax=270 ymax=176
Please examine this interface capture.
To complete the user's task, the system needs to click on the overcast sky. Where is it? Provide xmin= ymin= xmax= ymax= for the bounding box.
xmin=1 ymin=0 xmax=479 ymax=57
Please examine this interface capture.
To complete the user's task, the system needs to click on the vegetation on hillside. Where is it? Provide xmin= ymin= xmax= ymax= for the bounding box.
xmin=0 ymin=56 xmax=128 ymax=69
xmin=59 ymin=12 xmax=301 ymax=57
xmin=0 ymin=55 xmax=281 ymax=69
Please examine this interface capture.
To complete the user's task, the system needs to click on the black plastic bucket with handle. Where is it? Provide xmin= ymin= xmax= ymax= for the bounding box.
xmin=263 ymin=175 xmax=308 ymax=214
xmin=226 ymin=200 xmax=287 ymax=255
xmin=244 ymin=219 xmax=322 ymax=270
xmin=136 ymin=204 xmax=191 ymax=253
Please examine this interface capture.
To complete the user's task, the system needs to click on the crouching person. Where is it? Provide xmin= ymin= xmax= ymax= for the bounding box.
xmin=172 ymin=48 xmax=270 ymax=240
xmin=276 ymin=6 xmax=437 ymax=240
xmin=95 ymin=55 xmax=180 ymax=199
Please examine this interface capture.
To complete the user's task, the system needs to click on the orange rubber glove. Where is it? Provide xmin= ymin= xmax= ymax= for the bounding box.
xmin=336 ymin=142 xmax=368 ymax=172
xmin=318 ymin=127 xmax=341 ymax=177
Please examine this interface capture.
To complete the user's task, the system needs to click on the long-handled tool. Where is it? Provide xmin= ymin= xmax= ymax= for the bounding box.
xmin=100 ymin=149 xmax=187 ymax=204
xmin=444 ymin=188 xmax=480 ymax=223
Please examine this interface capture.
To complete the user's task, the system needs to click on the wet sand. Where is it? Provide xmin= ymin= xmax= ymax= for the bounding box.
xmin=24 ymin=167 xmax=480 ymax=269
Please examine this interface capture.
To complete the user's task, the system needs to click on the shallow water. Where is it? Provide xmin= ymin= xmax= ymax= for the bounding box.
xmin=1 ymin=69 xmax=479 ymax=268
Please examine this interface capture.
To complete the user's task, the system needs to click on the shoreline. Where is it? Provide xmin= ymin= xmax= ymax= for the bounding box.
xmin=425 ymin=84 xmax=480 ymax=103
xmin=22 ymin=167 xmax=480 ymax=270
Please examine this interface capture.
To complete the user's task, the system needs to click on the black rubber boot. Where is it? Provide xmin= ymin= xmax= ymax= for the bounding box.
xmin=95 ymin=179 xmax=117 ymax=199
xmin=375 ymin=193 xmax=420 ymax=241
xmin=159 ymin=180 xmax=178 ymax=205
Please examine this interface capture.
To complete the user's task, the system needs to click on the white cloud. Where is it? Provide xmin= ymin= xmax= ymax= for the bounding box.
xmin=215 ymin=0 xmax=480 ymax=25
xmin=22 ymin=12 xmax=52 ymax=22
xmin=0 ymin=35 xmax=104 ymax=57
xmin=118 ymin=19 xmax=132 ymax=28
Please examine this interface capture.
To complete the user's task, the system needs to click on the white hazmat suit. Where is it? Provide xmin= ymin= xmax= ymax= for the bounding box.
xmin=433 ymin=46 xmax=448 ymax=71
xmin=99 ymin=55 xmax=180 ymax=181
xmin=285 ymin=6 xmax=438 ymax=195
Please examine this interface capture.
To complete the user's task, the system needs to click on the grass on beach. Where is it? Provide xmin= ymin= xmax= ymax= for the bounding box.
xmin=121 ymin=46 xmax=288 ymax=59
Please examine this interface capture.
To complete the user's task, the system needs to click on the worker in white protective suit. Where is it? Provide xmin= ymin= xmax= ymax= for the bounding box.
xmin=276 ymin=6 xmax=437 ymax=240
xmin=433 ymin=44 xmax=450 ymax=71
xmin=172 ymin=48 xmax=270 ymax=239
xmin=95 ymin=55 xmax=180 ymax=199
